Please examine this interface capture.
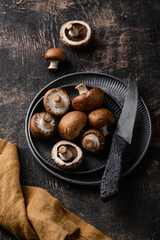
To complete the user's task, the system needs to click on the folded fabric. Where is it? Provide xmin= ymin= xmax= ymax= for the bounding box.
xmin=0 ymin=139 xmax=111 ymax=240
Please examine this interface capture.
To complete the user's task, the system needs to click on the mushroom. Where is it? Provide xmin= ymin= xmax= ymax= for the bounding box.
xmin=43 ymin=88 xmax=71 ymax=117
xmin=45 ymin=48 xmax=66 ymax=70
xmin=51 ymin=140 xmax=83 ymax=170
xmin=81 ymin=129 xmax=105 ymax=154
xmin=88 ymin=108 xmax=115 ymax=136
xmin=60 ymin=20 xmax=91 ymax=48
xmin=58 ymin=111 xmax=87 ymax=140
xmin=30 ymin=112 xmax=56 ymax=140
xmin=72 ymin=84 xmax=104 ymax=112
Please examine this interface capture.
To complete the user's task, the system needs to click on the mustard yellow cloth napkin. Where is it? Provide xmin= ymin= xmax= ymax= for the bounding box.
xmin=0 ymin=139 xmax=111 ymax=240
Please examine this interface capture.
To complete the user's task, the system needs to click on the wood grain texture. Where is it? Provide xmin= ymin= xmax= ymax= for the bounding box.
xmin=0 ymin=0 xmax=160 ymax=239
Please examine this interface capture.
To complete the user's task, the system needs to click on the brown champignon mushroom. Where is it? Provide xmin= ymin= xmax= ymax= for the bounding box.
xmin=45 ymin=48 xmax=66 ymax=70
xmin=51 ymin=140 xmax=83 ymax=170
xmin=72 ymin=83 xmax=104 ymax=112
xmin=81 ymin=129 xmax=105 ymax=154
xmin=43 ymin=88 xmax=71 ymax=117
xmin=58 ymin=111 xmax=87 ymax=140
xmin=88 ymin=108 xmax=115 ymax=136
xmin=60 ymin=20 xmax=91 ymax=48
xmin=30 ymin=112 xmax=56 ymax=140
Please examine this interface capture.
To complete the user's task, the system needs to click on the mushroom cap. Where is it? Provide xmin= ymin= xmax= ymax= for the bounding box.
xmin=72 ymin=87 xmax=104 ymax=112
xmin=45 ymin=48 xmax=66 ymax=61
xmin=81 ymin=129 xmax=105 ymax=154
xmin=60 ymin=20 xmax=92 ymax=48
xmin=58 ymin=111 xmax=87 ymax=140
xmin=30 ymin=112 xmax=56 ymax=140
xmin=51 ymin=140 xmax=83 ymax=170
xmin=88 ymin=108 xmax=115 ymax=128
xmin=43 ymin=88 xmax=71 ymax=117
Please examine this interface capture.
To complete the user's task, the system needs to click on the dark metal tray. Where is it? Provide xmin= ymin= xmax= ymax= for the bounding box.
xmin=25 ymin=72 xmax=151 ymax=185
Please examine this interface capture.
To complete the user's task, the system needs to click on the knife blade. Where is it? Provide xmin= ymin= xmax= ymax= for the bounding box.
xmin=100 ymin=73 xmax=138 ymax=202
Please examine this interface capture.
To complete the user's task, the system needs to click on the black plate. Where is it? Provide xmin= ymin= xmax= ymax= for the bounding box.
xmin=25 ymin=72 xmax=152 ymax=185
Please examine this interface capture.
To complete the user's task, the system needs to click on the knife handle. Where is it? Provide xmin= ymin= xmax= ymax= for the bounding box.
xmin=100 ymin=134 xmax=128 ymax=202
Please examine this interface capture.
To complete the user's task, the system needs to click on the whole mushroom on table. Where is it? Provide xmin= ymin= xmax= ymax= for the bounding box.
xmin=60 ymin=20 xmax=92 ymax=48
xmin=45 ymin=48 xmax=66 ymax=70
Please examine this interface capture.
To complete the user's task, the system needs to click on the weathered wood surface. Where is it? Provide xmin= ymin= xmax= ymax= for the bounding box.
xmin=0 ymin=0 xmax=160 ymax=239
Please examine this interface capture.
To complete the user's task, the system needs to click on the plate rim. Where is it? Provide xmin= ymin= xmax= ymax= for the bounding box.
xmin=25 ymin=72 xmax=152 ymax=184
xmin=26 ymin=143 xmax=103 ymax=186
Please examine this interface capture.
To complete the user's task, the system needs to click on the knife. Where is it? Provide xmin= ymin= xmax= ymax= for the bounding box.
xmin=100 ymin=73 xmax=138 ymax=202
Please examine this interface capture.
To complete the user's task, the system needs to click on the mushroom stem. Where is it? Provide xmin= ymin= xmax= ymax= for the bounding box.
xmin=53 ymin=95 xmax=63 ymax=108
xmin=67 ymin=23 xmax=79 ymax=37
xmin=58 ymin=145 xmax=73 ymax=161
xmin=82 ymin=134 xmax=100 ymax=151
xmin=99 ymin=125 xmax=109 ymax=136
xmin=48 ymin=60 xmax=59 ymax=70
xmin=83 ymin=139 xmax=95 ymax=150
xmin=75 ymin=84 xmax=88 ymax=95
xmin=39 ymin=114 xmax=52 ymax=129
xmin=43 ymin=113 xmax=52 ymax=123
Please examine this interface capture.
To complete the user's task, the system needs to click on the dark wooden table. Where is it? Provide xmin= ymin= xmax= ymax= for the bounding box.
xmin=0 ymin=1 xmax=160 ymax=239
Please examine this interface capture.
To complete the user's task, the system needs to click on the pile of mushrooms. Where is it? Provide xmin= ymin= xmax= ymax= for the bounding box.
xmin=29 ymin=18 xmax=115 ymax=170
xmin=30 ymin=84 xmax=115 ymax=170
